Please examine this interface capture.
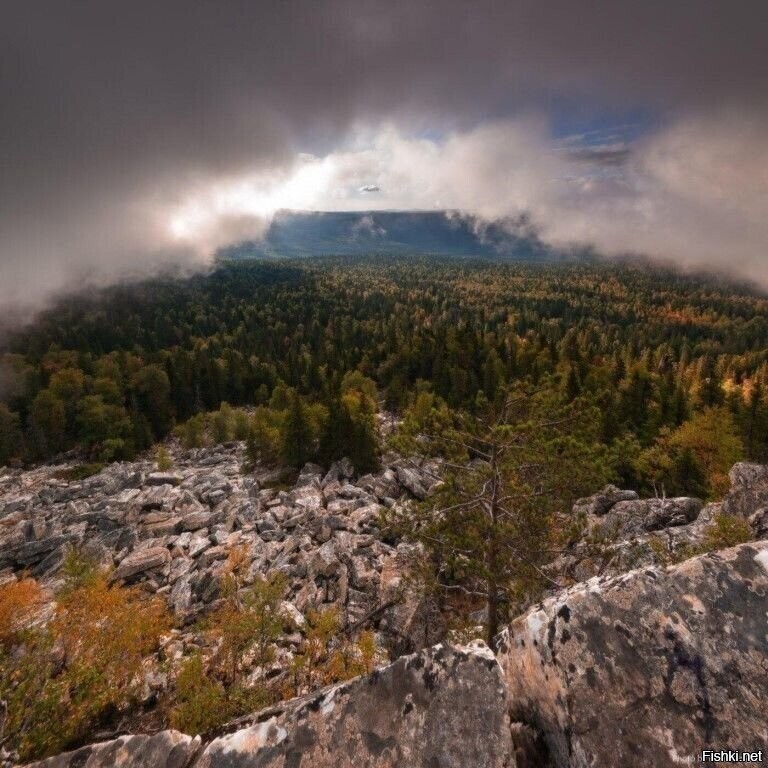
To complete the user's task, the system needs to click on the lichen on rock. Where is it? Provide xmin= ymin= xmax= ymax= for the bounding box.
xmin=195 ymin=643 xmax=512 ymax=768
xmin=497 ymin=541 xmax=768 ymax=768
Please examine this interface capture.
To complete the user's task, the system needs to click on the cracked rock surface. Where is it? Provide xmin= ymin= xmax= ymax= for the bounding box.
xmin=23 ymin=731 xmax=200 ymax=768
xmin=0 ymin=443 xmax=445 ymax=660
xmin=497 ymin=541 xmax=768 ymax=768
xmin=197 ymin=643 xmax=512 ymax=768
xmin=24 ymin=644 xmax=514 ymax=768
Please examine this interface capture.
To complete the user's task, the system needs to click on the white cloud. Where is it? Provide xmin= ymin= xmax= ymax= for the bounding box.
xmin=165 ymin=114 xmax=768 ymax=287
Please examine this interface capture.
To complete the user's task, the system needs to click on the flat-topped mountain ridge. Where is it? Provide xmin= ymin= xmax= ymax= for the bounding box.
xmin=219 ymin=210 xmax=564 ymax=260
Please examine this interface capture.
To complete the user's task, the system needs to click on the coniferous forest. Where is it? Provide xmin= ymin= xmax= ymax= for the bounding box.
xmin=1 ymin=255 xmax=768 ymax=499
xmin=2 ymin=255 xmax=768 ymax=762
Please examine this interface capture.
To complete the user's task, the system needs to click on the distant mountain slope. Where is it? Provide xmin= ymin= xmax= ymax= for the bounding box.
xmin=219 ymin=210 xmax=566 ymax=260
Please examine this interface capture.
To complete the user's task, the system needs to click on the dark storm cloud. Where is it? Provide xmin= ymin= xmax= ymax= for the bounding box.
xmin=2 ymin=0 xmax=768 ymax=312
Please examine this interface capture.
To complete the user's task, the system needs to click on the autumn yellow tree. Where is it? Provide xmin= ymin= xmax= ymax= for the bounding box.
xmin=636 ymin=407 xmax=744 ymax=499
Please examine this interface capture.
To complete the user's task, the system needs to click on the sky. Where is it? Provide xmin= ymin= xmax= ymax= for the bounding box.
xmin=2 ymin=0 xmax=768 ymax=317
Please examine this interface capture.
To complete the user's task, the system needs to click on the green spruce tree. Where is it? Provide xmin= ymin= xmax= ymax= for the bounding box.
xmin=282 ymin=391 xmax=313 ymax=468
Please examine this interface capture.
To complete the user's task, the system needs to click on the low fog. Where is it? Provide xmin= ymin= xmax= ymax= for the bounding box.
xmin=2 ymin=0 xmax=768 ymax=317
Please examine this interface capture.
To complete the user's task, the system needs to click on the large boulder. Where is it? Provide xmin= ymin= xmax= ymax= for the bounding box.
xmin=111 ymin=546 xmax=171 ymax=582
xmin=723 ymin=462 xmax=768 ymax=518
xmin=394 ymin=465 xmax=429 ymax=500
xmin=595 ymin=496 xmax=702 ymax=539
xmin=23 ymin=731 xmax=199 ymax=768
xmin=1 ymin=534 xmax=81 ymax=569
xmin=497 ymin=540 xmax=768 ymax=768
xmin=20 ymin=646 xmax=514 ymax=768
xmin=146 ymin=472 xmax=183 ymax=487
xmin=573 ymin=485 xmax=638 ymax=517
xmin=195 ymin=643 xmax=512 ymax=768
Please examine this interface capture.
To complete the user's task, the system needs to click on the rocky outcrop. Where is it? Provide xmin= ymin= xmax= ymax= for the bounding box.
xmin=497 ymin=540 xmax=768 ymax=768
xmin=578 ymin=488 xmax=703 ymax=541
xmin=723 ymin=462 xmax=768 ymax=519
xmin=23 ymin=731 xmax=199 ymax=768
xmin=572 ymin=484 xmax=639 ymax=517
xmin=23 ymin=645 xmax=513 ymax=768
xmin=612 ymin=496 xmax=702 ymax=533
xmin=0 ymin=445 xmax=444 ymax=661
xmin=8 ymin=458 xmax=768 ymax=768
xmin=196 ymin=643 xmax=512 ymax=768
xmin=557 ymin=464 xmax=768 ymax=582
xmin=555 ymin=495 xmax=713 ymax=583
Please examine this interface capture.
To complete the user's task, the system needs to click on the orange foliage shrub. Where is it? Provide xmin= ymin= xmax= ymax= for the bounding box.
xmin=0 ymin=576 xmax=43 ymax=645
xmin=1 ymin=571 xmax=170 ymax=761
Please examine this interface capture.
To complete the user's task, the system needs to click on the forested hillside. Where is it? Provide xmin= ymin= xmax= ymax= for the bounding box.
xmin=2 ymin=256 xmax=767 ymax=497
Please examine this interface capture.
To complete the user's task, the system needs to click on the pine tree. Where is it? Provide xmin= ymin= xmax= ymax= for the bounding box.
xmin=349 ymin=397 xmax=379 ymax=474
xmin=673 ymin=446 xmax=708 ymax=498
xmin=132 ymin=364 xmax=173 ymax=440
xmin=698 ymin=355 xmax=723 ymax=407
xmin=385 ymin=378 xmax=406 ymax=412
xmin=318 ymin=397 xmax=350 ymax=467
xmin=565 ymin=366 xmax=581 ymax=400
xmin=0 ymin=404 xmax=22 ymax=466
xmin=282 ymin=391 xmax=313 ymax=468
xmin=388 ymin=390 xmax=611 ymax=645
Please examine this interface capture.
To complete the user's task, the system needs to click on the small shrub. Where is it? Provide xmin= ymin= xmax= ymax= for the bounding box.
xmin=99 ymin=438 xmax=127 ymax=462
xmin=205 ymin=570 xmax=286 ymax=687
xmin=233 ymin=410 xmax=251 ymax=441
xmin=246 ymin=407 xmax=283 ymax=465
xmin=175 ymin=414 xmax=207 ymax=449
xmin=0 ymin=577 xmax=43 ymax=646
xmin=155 ymin=445 xmax=173 ymax=471
xmin=288 ymin=609 xmax=377 ymax=697
xmin=167 ymin=571 xmax=286 ymax=736
xmin=702 ymin=513 xmax=752 ymax=551
xmin=0 ymin=574 xmax=170 ymax=761
xmin=59 ymin=546 xmax=102 ymax=591
xmin=210 ymin=403 xmax=235 ymax=444
xmin=649 ymin=512 xmax=752 ymax=567
xmin=647 ymin=536 xmax=672 ymax=565
xmin=54 ymin=463 xmax=104 ymax=482
xmin=169 ymin=655 xmax=229 ymax=736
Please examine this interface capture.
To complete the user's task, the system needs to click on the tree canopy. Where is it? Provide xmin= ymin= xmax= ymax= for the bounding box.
xmin=0 ymin=256 xmax=765 ymax=493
